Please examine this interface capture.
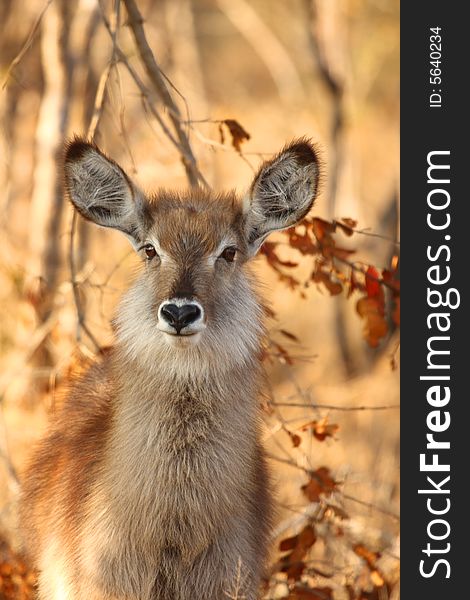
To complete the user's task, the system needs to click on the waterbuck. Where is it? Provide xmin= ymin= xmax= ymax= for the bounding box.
xmin=20 ymin=137 xmax=320 ymax=600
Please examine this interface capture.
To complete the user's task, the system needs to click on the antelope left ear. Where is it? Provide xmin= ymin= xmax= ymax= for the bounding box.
xmin=244 ymin=139 xmax=320 ymax=255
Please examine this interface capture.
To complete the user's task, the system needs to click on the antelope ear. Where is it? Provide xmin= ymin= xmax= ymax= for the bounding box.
xmin=244 ymin=139 xmax=320 ymax=255
xmin=64 ymin=138 xmax=149 ymax=243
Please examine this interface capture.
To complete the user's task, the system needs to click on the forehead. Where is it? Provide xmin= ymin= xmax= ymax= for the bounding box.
xmin=147 ymin=190 xmax=244 ymax=253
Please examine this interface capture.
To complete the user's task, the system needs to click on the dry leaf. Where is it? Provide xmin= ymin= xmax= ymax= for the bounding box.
xmin=288 ymin=430 xmax=302 ymax=448
xmin=336 ymin=222 xmax=355 ymax=237
xmin=222 ymin=119 xmax=250 ymax=153
xmin=341 ymin=217 xmax=358 ymax=229
xmin=312 ymin=267 xmax=343 ymax=296
xmin=353 ymin=544 xmax=381 ymax=569
xmin=301 ymin=467 xmax=337 ymax=502
xmin=356 ymin=297 xmax=388 ymax=347
xmin=287 ymin=228 xmax=319 ymax=255
xmin=311 ymin=217 xmax=336 ymax=242
xmin=301 ymin=418 xmax=339 ymax=442
xmin=279 ymin=329 xmax=300 ymax=342
xmin=279 ymin=525 xmax=317 ymax=581
xmin=288 ymin=587 xmax=333 ymax=600
xmin=370 ymin=570 xmax=385 ymax=587
xmin=288 ymin=586 xmax=333 ymax=599
xmin=365 ymin=266 xmax=381 ymax=298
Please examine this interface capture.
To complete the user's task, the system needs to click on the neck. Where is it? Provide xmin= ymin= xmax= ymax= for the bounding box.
xmin=103 ymin=343 xmax=262 ymax=504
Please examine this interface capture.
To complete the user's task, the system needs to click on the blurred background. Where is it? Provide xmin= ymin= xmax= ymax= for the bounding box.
xmin=0 ymin=0 xmax=399 ymax=598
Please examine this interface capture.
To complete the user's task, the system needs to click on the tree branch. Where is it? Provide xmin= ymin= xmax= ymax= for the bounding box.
xmin=122 ymin=0 xmax=207 ymax=188
xmin=270 ymin=401 xmax=400 ymax=412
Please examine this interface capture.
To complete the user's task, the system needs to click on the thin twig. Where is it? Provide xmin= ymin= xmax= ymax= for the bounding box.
xmin=0 ymin=312 xmax=58 ymax=401
xmin=89 ymin=0 xmax=120 ymax=141
xmin=117 ymin=49 xmax=181 ymax=149
xmin=265 ymin=452 xmax=308 ymax=473
xmin=335 ymin=255 xmax=399 ymax=293
xmin=341 ymin=492 xmax=399 ymax=521
xmin=98 ymin=6 xmax=185 ymax=153
xmin=113 ymin=62 xmax=138 ymax=174
xmin=68 ymin=0 xmax=121 ymax=350
xmin=1 ymin=0 xmax=53 ymax=90
xmin=69 ymin=212 xmax=101 ymax=351
xmin=189 ymin=127 xmax=268 ymax=162
xmin=88 ymin=62 xmax=112 ymax=140
xmin=389 ymin=339 xmax=400 ymax=371
xmin=266 ymin=453 xmax=400 ymax=520
xmin=122 ymin=0 xmax=207 ymax=188
xmin=270 ymin=401 xmax=400 ymax=412
xmin=352 ymin=228 xmax=400 ymax=246
xmin=0 ymin=445 xmax=19 ymax=488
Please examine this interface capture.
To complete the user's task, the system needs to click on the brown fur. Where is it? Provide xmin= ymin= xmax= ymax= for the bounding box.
xmin=20 ymin=138 xmax=320 ymax=600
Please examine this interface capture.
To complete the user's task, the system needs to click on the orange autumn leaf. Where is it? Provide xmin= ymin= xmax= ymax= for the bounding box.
xmin=262 ymin=241 xmax=299 ymax=268
xmin=301 ymin=417 xmax=339 ymax=441
xmin=311 ymin=217 xmax=336 ymax=242
xmin=288 ymin=587 xmax=334 ymax=600
xmin=365 ymin=266 xmax=381 ymax=298
xmin=370 ymin=570 xmax=385 ymax=587
xmin=279 ymin=524 xmax=317 ymax=581
xmin=356 ymin=297 xmax=388 ymax=347
xmin=347 ymin=270 xmax=362 ymax=298
xmin=301 ymin=467 xmax=337 ymax=502
xmin=353 ymin=544 xmax=381 ymax=569
xmin=312 ymin=268 xmax=343 ymax=296
xmin=0 ymin=535 xmax=37 ymax=600
xmin=341 ymin=217 xmax=358 ymax=229
xmin=287 ymin=229 xmax=318 ymax=255
xmin=382 ymin=268 xmax=400 ymax=293
xmin=221 ymin=119 xmax=250 ymax=153
xmin=336 ymin=222 xmax=355 ymax=237
xmin=280 ymin=525 xmax=316 ymax=554
xmin=288 ymin=430 xmax=302 ymax=447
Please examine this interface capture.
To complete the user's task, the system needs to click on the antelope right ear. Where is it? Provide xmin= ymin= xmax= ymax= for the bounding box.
xmin=64 ymin=138 xmax=149 ymax=244
xmin=243 ymin=139 xmax=320 ymax=255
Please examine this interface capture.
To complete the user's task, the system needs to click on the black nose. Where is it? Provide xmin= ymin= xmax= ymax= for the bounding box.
xmin=160 ymin=303 xmax=201 ymax=334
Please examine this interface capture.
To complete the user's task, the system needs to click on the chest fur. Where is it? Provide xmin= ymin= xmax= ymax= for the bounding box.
xmin=80 ymin=379 xmax=257 ymax=567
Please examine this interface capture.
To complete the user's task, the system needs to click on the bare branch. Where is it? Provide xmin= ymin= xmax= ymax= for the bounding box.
xmin=116 ymin=49 xmax=181 ymax=150
xmin=0 ymin=312 xmax=58 ymax=401
xmin=122 ymin=0 xmax=207 ymax=188
xmin=270 ymin=401 xmax=400 ymax=412
xmin=1 ymin=0 xmax=53 ymax=90
xmin=98 ymin=5 xmax=191 ymax=160
xmin=69 ymin=211 xmax=101 ymax=352
xmin=341 ymin=492 xmax=399 ymax=521
xmin=68 ymin=0 xmax=122 ymax=351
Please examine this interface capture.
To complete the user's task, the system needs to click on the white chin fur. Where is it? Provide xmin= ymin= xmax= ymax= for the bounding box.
xmin=156 ymin=321 xmax=206 ymax=337
xmin=163 ymin=332 xmax=202 ymax=347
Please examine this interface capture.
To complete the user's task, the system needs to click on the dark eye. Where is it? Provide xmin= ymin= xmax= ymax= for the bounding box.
xmin=144 ymin=244 xmax=157 ymax=260
xmin=219 ymin=246 xmax=237 ymax=262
